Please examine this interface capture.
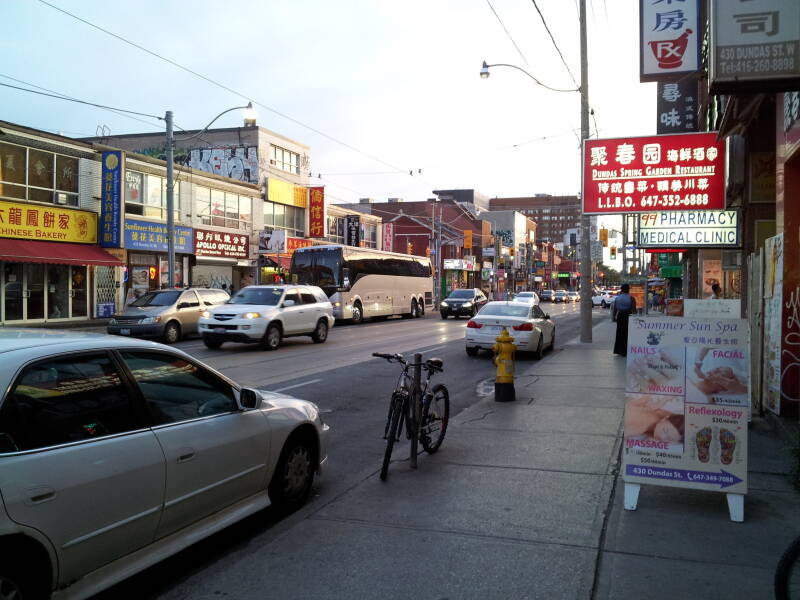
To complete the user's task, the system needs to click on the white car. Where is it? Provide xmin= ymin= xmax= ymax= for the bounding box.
xmin=512 ymin=291 xmax=540 ymax=305
xmin=0 ymin=330 xmax=328 ymax=599
xmin=199 ymin=285 xmax=335 ymax=350
xmin=592 ymin=290 xmax=616 ymax=308
xmin=465 ymin=301 xmax=556 ymax=358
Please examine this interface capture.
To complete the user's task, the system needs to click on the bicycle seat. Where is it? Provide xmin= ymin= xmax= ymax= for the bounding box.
xmin=426 ymin=358 xmax=444 ymax=371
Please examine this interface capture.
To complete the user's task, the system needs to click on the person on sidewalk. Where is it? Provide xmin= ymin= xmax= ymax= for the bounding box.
xmin=613 ymin=283 xmax=636 ymax=356
xmin=711 ymin=283 xmax=722 ymax=299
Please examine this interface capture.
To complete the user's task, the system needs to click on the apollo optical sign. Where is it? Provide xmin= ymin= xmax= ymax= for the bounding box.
xmin=638 ymin=210 xmax=739 ymax=247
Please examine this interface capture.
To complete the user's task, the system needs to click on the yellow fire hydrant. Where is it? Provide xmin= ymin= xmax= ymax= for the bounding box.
xmin=493 ymin=327 xmax=516 ymax=402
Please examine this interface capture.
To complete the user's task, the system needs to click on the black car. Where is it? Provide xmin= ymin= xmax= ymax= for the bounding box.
xmin=539 ymin=290 xmax=554 ymax=302
xmin=440 ymin=288 xmax=488 ymax=319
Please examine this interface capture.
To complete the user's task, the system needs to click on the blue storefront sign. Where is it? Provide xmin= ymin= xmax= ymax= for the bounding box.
xmin=124 ymin=218 xmax=192 ymax=253
xmin=100 ymin=151 xmax=122 ymax=247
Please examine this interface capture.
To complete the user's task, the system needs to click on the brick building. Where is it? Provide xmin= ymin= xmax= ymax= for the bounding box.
xmin=489 ymin=195 xmax=580 ymax=243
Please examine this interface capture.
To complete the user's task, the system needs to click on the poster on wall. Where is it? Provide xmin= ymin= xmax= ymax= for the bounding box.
xmin=763 ymin=234 xmax=784 ymax=415
xmin=258 ymin=229 xmax=286 ymax=253
xmin=701 ymin=259 xmax=722 ymax=298
xmin=623 ymin=316 xmax=749 ymax=496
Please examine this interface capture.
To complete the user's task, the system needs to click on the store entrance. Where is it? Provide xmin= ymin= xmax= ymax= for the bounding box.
xmin=2 ymin=262 xmax=89 ymax=323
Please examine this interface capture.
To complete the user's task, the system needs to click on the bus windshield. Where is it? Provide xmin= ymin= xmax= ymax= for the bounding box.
xmin=291 ymin=248 xmax=342 ymax=291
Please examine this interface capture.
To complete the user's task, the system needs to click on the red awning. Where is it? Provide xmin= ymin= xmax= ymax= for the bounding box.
xmin=0 ymin=239 xmax=124 ymax=267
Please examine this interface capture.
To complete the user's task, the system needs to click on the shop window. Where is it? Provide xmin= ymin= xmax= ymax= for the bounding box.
xmin=125 ymin=170 xmax=178 ymax=220
xmin=0 ymin=142 xmax=78 ymax=206
xmin=194 ymin=185 xmax=211 ymax=225
xmin=210 ymin=189 xmax=225 ymax=227
xmin=224 ymin=193 xmax=239 ymax=228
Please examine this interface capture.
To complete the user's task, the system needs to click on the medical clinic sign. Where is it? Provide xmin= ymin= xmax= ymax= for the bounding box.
xmin=583 ymin=132 xmax=726 ymax=214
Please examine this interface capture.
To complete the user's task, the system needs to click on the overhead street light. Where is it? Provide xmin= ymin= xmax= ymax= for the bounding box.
xmin=164 ymin=102 xmax=256 ymax=288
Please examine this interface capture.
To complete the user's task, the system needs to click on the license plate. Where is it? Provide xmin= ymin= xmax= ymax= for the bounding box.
xmin=486 ymin=326 xmax=501 ymax=333
xmin=215 ymin=327 xmax=227 ymax=333
xmin=120 ymin=328 xmax=130 ymax=336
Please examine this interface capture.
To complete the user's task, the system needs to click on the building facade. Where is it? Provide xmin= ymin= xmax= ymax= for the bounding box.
xmin=489 ymin=195 xmax=580 ymax=243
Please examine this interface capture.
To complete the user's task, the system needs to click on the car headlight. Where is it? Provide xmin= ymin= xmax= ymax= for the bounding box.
xmin=334 ymin=301 xmax=341 ymax=307
xmin=462 ymin=302 xmax=472 ymax=307
xmin=440 ymin=301 xmax=448 ymax=306
xmin=108 ymin=318 xmax=117 ymax=325
xmin=243 ymin=312 xmax=262 ymax=319
xmin=202 ymin=310 xmax=211 ymax=318
xmin=141 ymin=316 xmax=162 ymax=324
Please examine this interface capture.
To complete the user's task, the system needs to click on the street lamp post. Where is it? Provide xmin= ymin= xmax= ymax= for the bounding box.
xmin=164 ymin=102 xmax=256 ymax=289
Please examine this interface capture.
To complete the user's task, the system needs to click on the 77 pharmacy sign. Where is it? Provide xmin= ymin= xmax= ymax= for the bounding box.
xmin=582 ymin=132 xmax=726 ymax=215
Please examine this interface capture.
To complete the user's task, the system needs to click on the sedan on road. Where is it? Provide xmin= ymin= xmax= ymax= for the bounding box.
xmin=567 ymin=291 xmax=580 ymax=303
xmin=0 ymin=330 xmax=328 ymax=599
xmin=512 ymin=291 xmax=540 ymax=305
xmin=465 ymin=301 xmax=555 ymax=358
xmin=539 ymin=290 xmax=554 ymax=302
xmin=440 ymin=288 xmax=488 ymax=319
xmin=553 ymin=290 xmax=568 ymax=303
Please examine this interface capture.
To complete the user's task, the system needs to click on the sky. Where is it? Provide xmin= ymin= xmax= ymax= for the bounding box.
xmin=0 ymin=0 xmax=650 ymax=249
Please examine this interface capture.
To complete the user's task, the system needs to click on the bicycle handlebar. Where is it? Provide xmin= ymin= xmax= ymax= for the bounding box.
xmin=372 ymin=352 xmax=444 ymax=373
xmin=372 ymin=352 xmax=404 ymax=362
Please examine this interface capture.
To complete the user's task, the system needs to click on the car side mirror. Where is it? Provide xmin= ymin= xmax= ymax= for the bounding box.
xmin=545 ymin=314 xmax=550 ymax=320
xmin=283 ymin=299 xmax=295 ymax=307
xmin=239 ymin=388 xmax=262 ymax=410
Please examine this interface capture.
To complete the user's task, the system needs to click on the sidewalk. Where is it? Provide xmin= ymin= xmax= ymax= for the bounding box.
xmin=164 ymin=317 xmax=797 ymax=600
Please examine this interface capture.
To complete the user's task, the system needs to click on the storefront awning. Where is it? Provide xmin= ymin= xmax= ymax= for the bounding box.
xmin=0 ymin=239 xmax=124 ymax=267
xmin=262 ymin=255 xmax=291 ymax=270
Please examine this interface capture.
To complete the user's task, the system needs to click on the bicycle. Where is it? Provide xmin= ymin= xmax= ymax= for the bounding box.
xmin=372 ymin=352 xmax=449 ymax=481
xmin=776 ymin=534 xmax=800 ymax=599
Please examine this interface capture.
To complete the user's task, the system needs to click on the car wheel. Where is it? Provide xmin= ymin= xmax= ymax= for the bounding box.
xmin=262 ymin=323 xmax=282 ymax=351
xmin=162 ymin=321 xmax=181 ymax=344
xmin=311 ymin=319 xmax=328 ymax=343
xmin=549 ymin=330 xmax=556 ymax=351
xmin=268 ymin=433 xmax=315 ymax=514
xmin=0 ymin=556 xmax=48 ymax=600
xmin=533 ymin=334 xmax=544 ymax=360
xmin=466 ymin=346 xmax=479 ymax=357
xmin=440 ymin=312 xmax=448 ymax=320
xmin=202 ymin=335 xmax=223 ymax=349
xmin=601 ymin=300 xmax=608 ymax=308
xmin=351 ymin=302 xmax=364 ymax=324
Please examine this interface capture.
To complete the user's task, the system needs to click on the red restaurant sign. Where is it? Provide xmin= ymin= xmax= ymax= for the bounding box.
xmin=309 ymin=186 xmax=325 ymax=238
xmin=287 ymin=237 xmax=313 ymax=252
xmin=583 ymin=132 xmax=725 ymax=214
xmin=194 ymin=229 xmax=249 ymax=259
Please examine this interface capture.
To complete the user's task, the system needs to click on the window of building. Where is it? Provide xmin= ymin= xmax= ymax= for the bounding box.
xmin=270 ymin=145 xmax=300 ymax=175
xmin=361 ymin=222 xmax=377 ymax=248
xmin=326 ymin=215 xmax=344 ymax=244
xmin=0 ymin=141 xmax=79 ymax=206
xmin=125 ymin=170 xmax=179 ymax=220
xmin=263 ymin=200 xmax=304 ymax=237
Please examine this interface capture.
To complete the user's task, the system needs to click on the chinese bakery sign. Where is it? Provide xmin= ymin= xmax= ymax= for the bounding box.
xmin=194 ymin=228 xmax=249 ymax=259
xmin=623 ymin=316 xmax=749 ymax=496
xmin=640 ymin=0 xmax=700 ymax=81
xmin=583 ymin=132 xmax=726 ymax=214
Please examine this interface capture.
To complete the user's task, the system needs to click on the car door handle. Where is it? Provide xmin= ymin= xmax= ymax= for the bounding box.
xmin=26 ymin=486 xmax=56 ymax=505
xmin=177 ymin=449 xmax=196 ymax=463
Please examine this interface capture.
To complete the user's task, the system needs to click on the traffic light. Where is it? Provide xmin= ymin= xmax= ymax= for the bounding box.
xmin=610 ymin=246 xmax=617 ymax=260
xmin=599 ymin=228 xmax=608 ymax=247
xmin=406 ymin=241 xmax=413 ymax=254
xmin=510 ymin=247 xmax=515 ymax=257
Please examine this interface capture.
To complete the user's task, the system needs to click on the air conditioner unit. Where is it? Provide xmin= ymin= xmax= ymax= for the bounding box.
xmin=54 ymin=192 xmax=68 ymax=205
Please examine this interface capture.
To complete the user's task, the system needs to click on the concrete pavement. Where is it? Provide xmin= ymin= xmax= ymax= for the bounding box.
xmin=159 ymin=316 xmax=796 ymax=600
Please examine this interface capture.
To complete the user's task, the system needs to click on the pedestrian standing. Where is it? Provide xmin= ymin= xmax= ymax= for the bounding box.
xmin=711 ymin=283 xmax=722 ymax=299
xmin=613 ymin=283 xmax=637 ymax=356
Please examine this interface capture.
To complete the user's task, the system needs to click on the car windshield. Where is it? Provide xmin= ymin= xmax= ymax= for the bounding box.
xmin=227 ymin=287 xmax=283 ymax=306
xmin=555 ymin=291 xmax=566 ymax=296
xmin=516 ymin=292 xmax=534 ymax=297
xmin=130 ymin=291 xmax=181 ymax=307
xmin=480 ymin=303 xmax=530 ymax=317
xmin=447 ymin=290 xmax=474 ymax=299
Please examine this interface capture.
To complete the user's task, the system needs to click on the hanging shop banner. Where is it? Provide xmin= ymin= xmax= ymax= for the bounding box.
xmin=0 ymin=199 xmax=98 ymax=244
xmin=346 ymin=215 xmax=361 ymax=247
xmin=124 ymin=218 xmax=192 ymax=253
xmin=463 ymin=229 xmax=473 ymax=249
xmin=640 ymin=0 xmax=701 ymax=82
xmin=638 ymin=210 xmax=739 ymax=247
xmin=287 ymin=237 xmax=312 ymax=252
xmin=583 ymin=132 xmax=726 ymax=214
xmin=308 ymin=187 xmax=325 ymax=238
xmin=710 ymin=0 xmax=800 ymax=90
xmin=382 ymin=222 xmax=394 ymax=252
xmin=623 ymin=316 xmax=749 ymax=495
xmin=100 ymin=151 xmax=122 ymax=247
xmin=656 ymin=80 xmax=699 ymax=134
xmin=194 ymin=228 xmax=249 ymax=259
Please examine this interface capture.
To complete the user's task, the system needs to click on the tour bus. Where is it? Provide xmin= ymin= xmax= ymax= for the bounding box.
xmin=289 ymin=244 xmax=432 ymax=323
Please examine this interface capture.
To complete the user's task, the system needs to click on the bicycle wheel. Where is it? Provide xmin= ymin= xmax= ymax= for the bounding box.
xmin=383 ymin=391 xmax=402 ymax=439
xmin=776 ymin=535 xmax=800 ymax=600
xmin=420 ymin=384 xmax=449 ymax=454
xmin=380 ymin=393 xmax=406 ymax=481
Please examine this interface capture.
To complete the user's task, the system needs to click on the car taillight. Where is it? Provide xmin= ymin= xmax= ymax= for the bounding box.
xmin=466 ymin=320 xmax=483 ymax=329
xmin=513 ymin=322 xmax=534 ymax=331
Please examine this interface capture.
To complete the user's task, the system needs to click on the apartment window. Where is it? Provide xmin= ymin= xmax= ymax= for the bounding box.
xmin=0 ymin=141 xmax=78 ymax=206
xmin=124 ymin=170 xmax=179 ymax=220
xmin=263 ymin=200 xmax=304 ymax=237
xmin=193 ymin=185 xmax=211 ymax=225
xmin=270 ymin=145 xmax=300 ymax=175
xmin=194 ymin=187 xmax=251 ymax=230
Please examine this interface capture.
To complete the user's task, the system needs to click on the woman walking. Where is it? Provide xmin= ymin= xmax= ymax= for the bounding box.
xmin=613 ymin=284 xmax=637 ymax=356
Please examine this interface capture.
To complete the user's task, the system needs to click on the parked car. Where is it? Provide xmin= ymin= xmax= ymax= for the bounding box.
xmin=539 ymin=290 xmax=554 ymax=302
xmin=567 ymin=291 xmax=580 ymax=303
xmin=512 ymin=291 xmax=540 ymax=305
xmin=0 ymin=329 xmax=328 ymax=599
xmin=108 ymin=288 xmax=229 ymax=344
xmin=199 ymin=285 xmax=334 ymax=350
xmin=592 ymin=290 xmax=616 ymax=308
xmin=440 ymin=288 xmax=488 ymax=319
xmin=465 ymin=301 xmax=555 ymax=358
xmin=553 ymin=290 xmax=568 ymax=303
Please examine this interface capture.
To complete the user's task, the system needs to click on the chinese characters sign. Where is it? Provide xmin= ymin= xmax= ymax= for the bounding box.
xmin=124 ymin=218 xmax=192 ymax=253
xmin=623 ymin=316 xmax=749 ymax=495
xmin=382 ymin=222 xmax=394 ymax=252
xmin=640 ymin=0 xmax=700 ymax=81
xmin=656 ymin=80 xmax=699 ymax=134
xmin=583 ymin=133 xmax=726 ymax=214
xmin=346 ymin=214 xmax=360 ymax=247
xmin=711 ymin=0 xmax=800 ymax=88
xmin=638 ymin=210 xmax=739 ymax=247
xmin=308 ymin=186 xmax=325 ymax=238
xmin=286 ymin=237 xmax=312 ymax=252
xmin=194 ymin=228 xmax=249 ymax=259
xmin=0 ymin=199 xmax=97 ymax=244
xmin=100 ymin=151 xmax=122 ymax=247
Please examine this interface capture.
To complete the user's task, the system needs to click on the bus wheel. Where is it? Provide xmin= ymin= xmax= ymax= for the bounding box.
xmin=351 ymin=302 xmax=364 ymax=324
xmin=417 ymin=299 xmax=425 ymax=317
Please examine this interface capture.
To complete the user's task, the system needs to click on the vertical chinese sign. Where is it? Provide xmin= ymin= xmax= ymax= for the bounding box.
xmin=623 ymin=316 xmax=749 ymax=500
xmin=100 ymin=151 xmax=122 ymax=247
xmin=308 ymin=186 xmax=326 ymax=238
xmin=346 ymin=215 xmax=361 ymax=247
xmin=657 ymin=80 xmax=699 ymax=134
xmin=382 ymin=222 xmax=394 ymax=252
xmin=640 ymin=0 xmax=700 ymax=82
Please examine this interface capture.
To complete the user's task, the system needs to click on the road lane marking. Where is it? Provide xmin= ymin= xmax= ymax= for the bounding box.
xmin=271 ymin=378 xmax=322 ymax=392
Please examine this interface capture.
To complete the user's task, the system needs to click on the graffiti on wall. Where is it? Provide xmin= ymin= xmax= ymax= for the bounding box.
xmin=134 ymin=145 xmax=261 ymax=184
xmin=784 ymin=285 xmax=800 ymax=402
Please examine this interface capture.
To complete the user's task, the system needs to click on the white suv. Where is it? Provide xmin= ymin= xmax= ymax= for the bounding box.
xmin=199 ymin=285 xmax=335 ymax=350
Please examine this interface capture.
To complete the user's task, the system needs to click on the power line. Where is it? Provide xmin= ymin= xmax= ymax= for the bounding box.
xmin=485 ymin=0 xmax=530 ymax=67
xmin=530 ymin=0 xmax=580 ymax=90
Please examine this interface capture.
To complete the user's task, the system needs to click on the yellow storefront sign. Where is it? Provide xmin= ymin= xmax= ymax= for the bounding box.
xmin=0 ymin=200 xmax=98 ymax=244
xmin=268 ymin=178 xmax=307 ymax=208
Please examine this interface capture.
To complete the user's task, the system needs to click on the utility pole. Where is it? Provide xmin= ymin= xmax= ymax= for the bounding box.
xmin=165 ymin=110 xmax=176 ymax=289
xmin=622 ymin=216 xmax=628 ymax=279
xmin=579 ymin=0 xmax=592 ymax=342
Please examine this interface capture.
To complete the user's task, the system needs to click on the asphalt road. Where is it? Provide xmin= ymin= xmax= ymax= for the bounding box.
xmin=95 ymin=301 xmax=607 ymax=599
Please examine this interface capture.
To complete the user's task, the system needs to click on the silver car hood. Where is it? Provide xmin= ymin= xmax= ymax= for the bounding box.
xmin=115 ymin=306 xmax=166 ymax=317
